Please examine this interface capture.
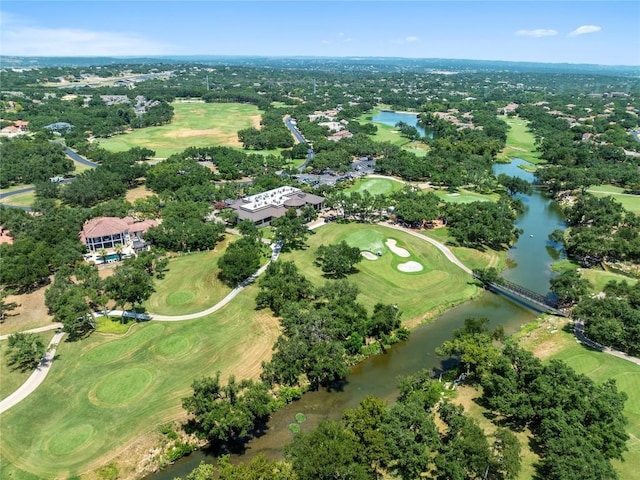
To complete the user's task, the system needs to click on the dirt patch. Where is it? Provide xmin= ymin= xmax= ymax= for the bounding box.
xmin=162 ymin=128 xmax=243 ymax=147
xmin=517 ymin=316 xmax=572 ymax=360
xmin=125 ymin=186 xmax=155 ymax=202
xmin=0 ymin=284 xmax=53 ymax=335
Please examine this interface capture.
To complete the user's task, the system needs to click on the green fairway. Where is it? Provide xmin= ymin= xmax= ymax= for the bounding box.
xmin=97 ymin=102 xmax=263 ymax=158
xmin=587 ymin=185 xmax=640 ymax=214
xmin=0 ymin=331 xmax=56 ymax=401
xmin=497 ymin=116 xmax=542 ymax=164
xmin=345 ymin=177 xmax=405 ymax=196
xmin=0 ymin=284 xmax=279 ymax=478
xmin=144 ymin=236 xmax=236 ymax=315
xmin=551 ymin=339 xmax=640 ymax=480
xmin=0 ymin=190 xmax=35 ymax=208
xmin=580 ymin=268 xmax=638 ymax=293
xmin=280 ymin=223 xmax=480 ymax=321
xmin=434 ymin=189 xmax=498 ymax=204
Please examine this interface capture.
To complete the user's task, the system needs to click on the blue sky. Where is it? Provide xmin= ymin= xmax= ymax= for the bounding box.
xmin=1 ymin=1 xmax=639 ymax=65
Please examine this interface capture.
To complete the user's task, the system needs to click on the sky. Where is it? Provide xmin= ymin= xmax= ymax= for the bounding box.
xmin=1 ymin=1 xmax=639 ymax=66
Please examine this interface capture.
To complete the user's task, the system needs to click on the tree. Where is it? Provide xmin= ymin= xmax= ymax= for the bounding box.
xmin=216 ymin=454 xmax=297 ymax=480
xmin=182 ymin=372 xmax=273 ymax=445
xmin=315 ymin=241 xmax=362 ymax=278
xmin=256 ymin=261 xmax=313 ymax=316
xmin=549 ymin=269 xmax=591 ymax=307
xmin=5 ymin=332 xmax=46 ymax=372
xmin=105 ymin=261 xmax=155 ymax=312
xmin=272 ymin=208 xmax=311 ymax=251
xmin=217 ymin=236 xmax=262 ymax=287
xmin=285 ymin=420 xmax=370 ymax=480
xmin=0 ymin=289 xmax=19 ymax=322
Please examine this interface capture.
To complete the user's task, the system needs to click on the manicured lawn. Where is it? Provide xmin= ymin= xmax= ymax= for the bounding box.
xmin=0 ymin=190 xmax=35 ymax=208
xmin=515 ymin=316 xmax=640 ymax=480
xmin=497 ymin=116 xmax=542 ymax=164
xmin=580 ymin=268 xmax=638 ymax=293
xmin=0 ymin=331 xmax=57 ymax=401
xmin=94 ymin=316 xmax=136 ymax=335
xmin=280 ymin=223 xmax=480 ymax=322
xmin=433 ymin=189 xmax=498 ymax=204
xmin=551 ymin=336 xmax=640 ymax=480
xmin=144 ymin=236 xmax=236 ymax=315
xmin=0 ymin=284 xmax=280 ymax=479
xmin=97 ymin=102 xmax=263 ymax=158
xmin=587 ymin=185 xmax=640 ymax=214
xmin=358 ymin=107 xmax=427 ymax=152
xmin=345 ymin=177 xmax=405 ymax=196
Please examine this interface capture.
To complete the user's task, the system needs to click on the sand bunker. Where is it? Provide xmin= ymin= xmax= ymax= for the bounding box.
xmin=361 ymin=251 xmax=378 ymax=260
xmin=386 ymin=239 xmax=410 ymax=257
xmin=397 ymin=261 xmax=424 ymax=272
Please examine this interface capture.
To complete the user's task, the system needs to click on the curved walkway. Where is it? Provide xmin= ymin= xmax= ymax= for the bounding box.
xmin=573 ymin=318 xmax=640 ymax=366
xmin=0 ymin=329 xmax=65 ymax=414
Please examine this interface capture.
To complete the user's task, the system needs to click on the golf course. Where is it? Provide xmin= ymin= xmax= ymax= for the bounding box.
xmin=280 ymin=222 xmax=480 ymax=321
xmin=0 ymin=284 xmax=280 ymax=479
xmin=0 ymin=221 xmax=484 ymax=478
xmin=97 ymin=102 xmax=262 ymax=158
xmin=497 ymin=116 xmax=542 ymax=164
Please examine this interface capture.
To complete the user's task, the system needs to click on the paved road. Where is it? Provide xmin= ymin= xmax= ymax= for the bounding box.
xmin=0 ymin=323 xmax=63 ymax=341
xmin=283 ymin=116 xmax=315 ymax=172
xmin=0 ymin=148 xmax=96 ymax=208
xmin=64 ymin=147 xmax=98 ymax=168
xmin=0 ymin=330 xmax=65 ymax=414
xmin=573 ymin=318 xmax=640 ymax=366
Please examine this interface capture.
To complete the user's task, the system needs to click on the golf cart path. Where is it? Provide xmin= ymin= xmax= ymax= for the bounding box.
xmin=0 ymin=330 xmax=65 ymax=414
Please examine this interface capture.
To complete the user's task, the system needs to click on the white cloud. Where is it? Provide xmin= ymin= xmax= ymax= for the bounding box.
xmin=321 ymin=40 xmax=330 ymax=45
xmin=0 ymin=12 xmax=171 ymax=56
xmin=568 ymin=25 xmax=602 ymax=37
xmin=392 ymin=35 xmax=420 ymax=45
xmin=515 ymin=29 xmax=558 ymax=38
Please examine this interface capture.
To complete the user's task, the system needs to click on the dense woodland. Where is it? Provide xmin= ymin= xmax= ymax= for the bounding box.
xmin=1 ymin=58 xmax=638 ymax=478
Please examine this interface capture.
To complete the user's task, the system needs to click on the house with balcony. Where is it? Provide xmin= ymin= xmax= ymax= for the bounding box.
xmin=79 ymin=216 xmax=161 ymax=262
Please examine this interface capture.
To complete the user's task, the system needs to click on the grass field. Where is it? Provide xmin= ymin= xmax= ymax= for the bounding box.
xmin=433 ymin=189 xmax=498 ymax=204
xmin=587 ymin=185 xmax=640 ymax=214
xmin=0 ymin=285 xmax=280 ymax=479
xmin=97 ymin=102 xmax=262 ymax=158
xmin=497 ymin=116 xmax=542 ymax=164
xmin=280 ymin=223 xmax=480 ymax=322
xmin=456 ymin=315 xmax=640 ymax=480
xmin=514 ymin=316 xmax=640 ymax=480
xmin=0 ymin=190 xmax=35 ymax=208
xmin=580 ymin=267 xmax=638 ymax=293
xmin=144 ymin=238 xmax=236 ymax=315
xmin=345 ymin=177 xmax=405 ymax=196
xmin=358 ymin=107 xmax=429 ymax=153
xmin=0 ymin=331 xmax=57 ymax=401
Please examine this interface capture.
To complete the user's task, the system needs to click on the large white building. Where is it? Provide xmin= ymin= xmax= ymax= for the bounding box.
xmin=226 ymin=186 xmax=325 ymax=226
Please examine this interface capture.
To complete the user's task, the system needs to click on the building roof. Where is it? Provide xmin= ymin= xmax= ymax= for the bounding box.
xmin=79 ymin=216 xmax=160 ymax=244
xmin=227 ymin=186 xmax=324 ymax=224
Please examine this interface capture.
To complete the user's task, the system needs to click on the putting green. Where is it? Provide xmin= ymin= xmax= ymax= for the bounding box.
xmin=167 ymin=291 xmax=196 ymax=306
xmin=346 ymin=177 xmax=404 ymax=196
xmin=83 ymin=323 xmax=165 ymax=364
xmin=154 ymin=335 xmax=192 ymax=358
xmin=92 ymin=368 xmax=153 ymax=406
xmin=563 ymin=353 xmax=603 ymax=375
xmin=342 ymin=229 xmax=386 ymax=255
xmin=46 ymin=423 xmax=95 ymax=456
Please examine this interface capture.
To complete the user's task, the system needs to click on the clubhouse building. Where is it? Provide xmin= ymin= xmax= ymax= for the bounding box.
xmin=226 ymin=186 xmax=325 ymax=226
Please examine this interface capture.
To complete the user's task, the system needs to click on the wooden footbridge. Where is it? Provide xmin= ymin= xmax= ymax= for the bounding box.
xmin=473 ymin=274 xmax=569 ymax=317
